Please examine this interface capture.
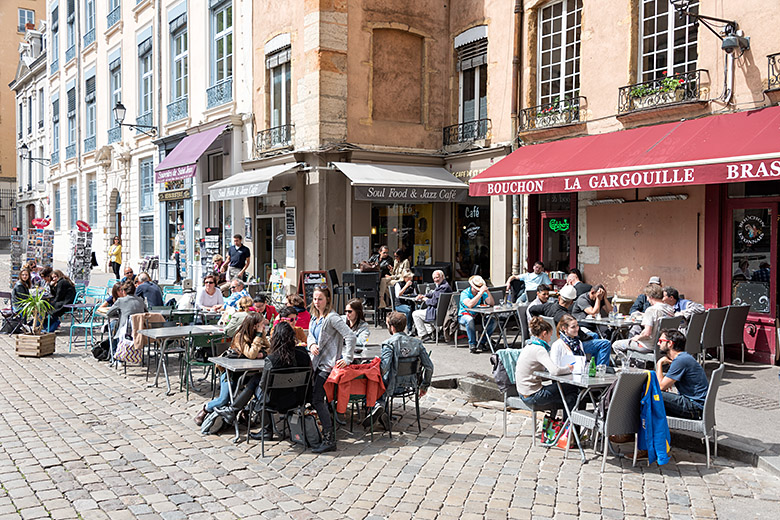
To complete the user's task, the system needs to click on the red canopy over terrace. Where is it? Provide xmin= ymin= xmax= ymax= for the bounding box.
xmin=469 ymin=106 xmax=780 ymax=196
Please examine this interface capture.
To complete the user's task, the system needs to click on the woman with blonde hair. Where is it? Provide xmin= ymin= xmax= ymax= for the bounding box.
xmin=308 ymin=285 xmax=356 ymax=453
xmin=222 ymin=295 xmax=255 ymax=337
xmin=108 ymin=236 xmax=122 ymax=279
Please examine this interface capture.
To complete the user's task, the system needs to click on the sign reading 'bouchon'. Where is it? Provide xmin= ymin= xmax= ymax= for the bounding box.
xmin=355 ymin=186 xmax=467 ymax=203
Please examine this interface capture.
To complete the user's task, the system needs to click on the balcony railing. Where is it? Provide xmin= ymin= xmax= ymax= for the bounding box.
xmin=136 ymin=112 xmax=153 ymax=135
xmin=108 ymin=126 xmax=121 ymax=144
xmin=65 ymin=144 xmax=76 ymax=160
xmin=83 ymin=28 xmax=95 ymax=47
xmin=255 ymin=124 xmax=293 ymax=155
xmin=520 ymin=96 xmax=585 ymax=132
xmin=207 ymin=78 xmax=233 ymax=109
xmin=50 ymin=59 xmax=59 ymax=75
xmin=84 ymin=135 xmax=96 ymax=153
xmin=65 ymin=45 xmax=75 ymax=63
xmin=443 ymin=118 xmax=492 ymax=147
xmin=107 ymin=6 xmax=121 ymax=29
xmin=768 ymin=53 xmax=780 ymax=90
xmin=38 ymin=120 xmax=44 ymax=129
xmin=618 ymin=69 xmax=705 ymax=114
xmin=17 ymin=131 xmax=22 ymax=139
xmin=167 ymin=97 xmax=188 ymax=123
xmin=51 ymin=151 xmax=59 ymax=165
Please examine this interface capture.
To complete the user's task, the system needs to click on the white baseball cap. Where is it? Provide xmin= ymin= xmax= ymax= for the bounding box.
xmin=559 ymin=285 xmax=578 ymax=301
xmin=648 ymin=276 xmax=662 ymax=285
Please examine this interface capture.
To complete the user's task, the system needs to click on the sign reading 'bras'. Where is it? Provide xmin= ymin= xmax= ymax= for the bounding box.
xmin=355 ymin=186 xmax=467 ymax=202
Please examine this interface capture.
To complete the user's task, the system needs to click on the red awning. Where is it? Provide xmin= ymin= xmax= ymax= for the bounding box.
xmin=154 ymin=124 xmax=228 ymax=183
xmin=469 ymin=106 xmax=780 ymax=196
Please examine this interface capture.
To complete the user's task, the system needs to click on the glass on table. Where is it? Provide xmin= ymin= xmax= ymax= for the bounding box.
xmin=595 ymin=364 xmax=607 ymax=377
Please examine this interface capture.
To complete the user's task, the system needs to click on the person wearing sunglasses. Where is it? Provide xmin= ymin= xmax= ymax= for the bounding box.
xmin=343 ymin=299 xmax=370 ymax=347
xmin=195 ymin=274 xmax=224 ymax=312
xmin=272 ymin=306 xmax=308 ymax=344
xmin=222 ymin=279 xmax=250 ymax=310
xmin=655 ymin=329 xmax=708 ymax=419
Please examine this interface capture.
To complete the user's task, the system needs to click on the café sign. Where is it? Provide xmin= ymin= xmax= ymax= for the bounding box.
xmin=355 ymin=185 xmax=467 ymax=203
xmin=158 ymin=188 xmax=191 ymax=202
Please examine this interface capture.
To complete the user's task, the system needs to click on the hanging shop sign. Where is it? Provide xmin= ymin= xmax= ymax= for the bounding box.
xmin=76 ymin=220 xmax=92 ymax=232
xmin=31 ymin=218 xmax=50 ymax=229
xmin=549 ymin=218 xmax=570 ymax=233
xmin=158 ymin=188 xmax=192 ymax=202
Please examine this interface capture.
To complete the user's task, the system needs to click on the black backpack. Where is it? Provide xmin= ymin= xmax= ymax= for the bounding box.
xmin=91 ymin=339 xmax=111 ymax=361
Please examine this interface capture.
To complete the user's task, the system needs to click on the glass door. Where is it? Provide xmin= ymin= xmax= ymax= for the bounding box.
xmin=539 ymin=211 xmax=572 ymax=273
xmin=255 ymin=215 xmax=285 ymax=284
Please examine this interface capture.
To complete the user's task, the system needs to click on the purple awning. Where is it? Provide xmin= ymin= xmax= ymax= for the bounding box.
xmin=154 ymin=124 xmax=228 ymax=183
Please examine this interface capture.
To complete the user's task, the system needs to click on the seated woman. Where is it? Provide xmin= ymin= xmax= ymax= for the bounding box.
xmin=24 ymin=260 xmax=43 ymax=288
xmin=286 ymin=293 xmax=311 ymax=330
xmin=515 ymin=316 xmax=578 ymax=419
xmin=549 ymin=314 xmax=587 ymax=368
xmin=393 ymin=272 xmax=416 ymax=334
xmin=222 ymin=296 xmax=255 ymax=337
xmin=44 ymin=270 xmax=78 ymax=332
xmin=97 ymin=283 xmax=122 ymax=315
xmin=106 ymin=281 xmax=147 ymax=335
xmin=273 ymin=307 xmax=308 ymax=345
xmin=11 ymin=268 xmax=32 ymax=313
xmin=195 ymin=274 xmax=224 ymax=311
xmin=195 ymin=313 xmax=269 ymax=427
xmin=216 ymin=321 xmax=311 ymax=440
xmin=344 ymin=298 xmax=370 ymax=347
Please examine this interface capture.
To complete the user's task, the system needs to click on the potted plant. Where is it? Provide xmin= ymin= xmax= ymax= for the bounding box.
xmin=535 ymin=97 xmax=576 ymax=129
xmin=15 ymin=290 xmax=56 ymax=357
xmin=629 ymin=72 xmax=685 ymax=110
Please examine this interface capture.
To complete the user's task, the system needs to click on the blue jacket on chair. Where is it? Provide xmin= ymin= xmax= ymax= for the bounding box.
xmin=638 ymin=371 xmax=671 ymax=465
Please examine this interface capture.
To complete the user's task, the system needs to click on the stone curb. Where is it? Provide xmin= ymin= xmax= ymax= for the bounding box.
xmin=452 ymin=374 xmax=780 ymax=477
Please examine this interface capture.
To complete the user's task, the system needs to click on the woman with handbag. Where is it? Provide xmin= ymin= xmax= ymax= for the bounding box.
xmin=195 ymin=313 xmax=269 ymax=426
xmin=308 ymin=285 xmax=357 ymax=453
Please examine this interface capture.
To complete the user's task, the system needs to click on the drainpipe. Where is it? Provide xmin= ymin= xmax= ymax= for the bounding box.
xmin=510 ymin=0 xmax=524 ymax=275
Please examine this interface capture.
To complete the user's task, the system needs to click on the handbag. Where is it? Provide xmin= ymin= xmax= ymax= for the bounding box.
xmin=288 ymin=408 xmax=322 ymax=447
xmin=359 ymin=261 xmax=379 ymax=273
xmin=114 ymin=335 xmax=142 ymax=364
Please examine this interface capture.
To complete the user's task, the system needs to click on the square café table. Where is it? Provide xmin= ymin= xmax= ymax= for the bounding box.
xmin=209 ymin=356 xmax=267 ymax=442
xmin=470 ymin=303 xmax=522 ymax=352
xmin=533 ymin=370 xmax=618 ymax=462
xmin=141 ymin=325 xmax=225 ymax=395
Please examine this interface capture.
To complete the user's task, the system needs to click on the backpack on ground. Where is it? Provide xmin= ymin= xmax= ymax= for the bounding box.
xmin=287 ymin=408 xmax=321 ymax=446
xmin=91 ymin=339 xmax=111 ymax=361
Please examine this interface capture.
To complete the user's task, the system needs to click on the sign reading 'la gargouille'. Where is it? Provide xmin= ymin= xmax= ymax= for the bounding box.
xmin=470 ymin=159 xmax=780 ymax=196
xmin=355 ymin=186 xmax=467 ymax=203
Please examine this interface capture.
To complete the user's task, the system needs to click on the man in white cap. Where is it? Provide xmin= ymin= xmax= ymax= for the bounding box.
xmin=630 ymin=276 xmax=661 ymax=314
xmin=458 ymin=275 xmax=496 ymax=354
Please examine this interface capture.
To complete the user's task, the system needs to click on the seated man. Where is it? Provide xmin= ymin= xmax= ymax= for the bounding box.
xmin=566 ymin=268 xmax=592 ymax=297
xmin=120 ymin=268 xmax=135 ymax=284
xmin=223 ymin=279 xmax=250 ymax=310
xmin=134 ymin=272 xmax=163 ymax=307
xmin=662 ymin=286 xmax=704 ymax=326
xmin=505 ymin=261 xmax=552 ymax=302
xmin=459 ymin=275 xmax=496 ymax=354
xmin=412 ymin=269 xmax=452 ymax=342
xmin=630 ymin=276 xmax=661 ymax=314
xmin=363 ymin=311 xmax=434 ymax=428
xmin=655 ymin=329 xmax=709 ymax=419
xmin=571 ymin=284 xmax=612 ymax=321
xmin=613 ymin=284 xmax=674 ymax=357
xmin=526 ymin=284 xmax=551 ymax=323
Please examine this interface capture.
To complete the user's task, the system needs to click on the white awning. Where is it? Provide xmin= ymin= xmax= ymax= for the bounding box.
xmin=454 ymin=25 xmax=488 ymax=48
xmin=209 ymin=162 xmax=301 ymax=201
xmin=333 ymin=162 xmax=467 ymax=203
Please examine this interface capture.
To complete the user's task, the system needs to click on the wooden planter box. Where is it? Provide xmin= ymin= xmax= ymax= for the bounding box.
xmin=15 ymin=333 xmax=56 ymax=357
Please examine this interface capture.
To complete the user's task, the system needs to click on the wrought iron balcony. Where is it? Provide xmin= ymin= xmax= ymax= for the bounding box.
xmin=107 ymin=6 xmax=121 ymax=29
xmin=207 ymin=78 xmax=233 ymax=109
xmin=65 ymin=45 xmax=75 ymax=63
xmin=65 ymin=144 xmax=76 ymax=160
xmin=618 ymin=70 xmax=705 ymax=114
xmin=83 ymin=136 xmax=96 ymax=153
xmin=167 ymin=97 xmax=188 ymax=123
xmin=768 ymin=53 xmax=780 ymax=90
xmin=520 ymin=96 xmax=585 ymax=132
xmin=443 ymin=118 xmax=491 ymax=147
xmin=50 ymin=59 xmax=59 ymax=75
xmin=38 ymin=120 xmax=44 ymax=129
xmin=51 ymin=151 xmax=59 ymax=165
xmin=83 ymin=28 xmax=95 ymax=47
xmin=255 ymin=124 xmax=293 ymax=155
xmin=108 ymin=126 xmax=121 ymax=144
xmin=136 ymin=112 xmax=153 ymax=135
xmin=17 ymin=131 xmax=22 ymax=139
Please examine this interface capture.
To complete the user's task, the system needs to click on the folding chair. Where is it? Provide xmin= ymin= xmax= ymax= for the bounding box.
xmin=0 ymin=291 xmax=26 ymax=335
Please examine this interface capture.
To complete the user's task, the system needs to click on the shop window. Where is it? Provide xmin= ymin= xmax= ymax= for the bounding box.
xmin=165 ymin=200 xmax=185 ymax=264
xmin=538 ymin=0 xmax=582 ymax=106
xmin=639 ymin=0 xmax=698 ymax=81
xmin=728 ymin=180 xmax=780 ymax=198
xmin=730 ymin=208 xmax=772 ymax=314
xmin=455 ymin=203 xmax=491 ymax=279
xmin=538 ymin=193 xmax=571 ymax=211
xmin=372 ymin=29 xmax=423 ymax=123
xmin=371 ymin=203 xmax=433 ymax=266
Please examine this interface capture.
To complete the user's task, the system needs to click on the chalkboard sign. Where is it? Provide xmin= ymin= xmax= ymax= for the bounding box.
xmin=285 ymin=207 xmax=296 ymax=236
xmin=201 ymin=228 xmax=221 ymax=268
xmin=298 ymin=270 xmax=327 ymax=306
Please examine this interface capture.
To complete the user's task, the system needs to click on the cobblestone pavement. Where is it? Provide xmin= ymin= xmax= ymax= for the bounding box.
xmin=0 ymin=334 xmax=779 ymax=520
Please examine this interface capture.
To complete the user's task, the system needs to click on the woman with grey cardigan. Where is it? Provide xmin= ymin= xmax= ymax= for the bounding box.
xmin=308 ymin=285 xmax=357 ymax=453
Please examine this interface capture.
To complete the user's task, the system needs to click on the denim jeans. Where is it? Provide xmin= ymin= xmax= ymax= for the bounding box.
xmin=458 ymin=313 xmax=496 ymax=348
xmin=206 ymin=372 xmax=231 ymax=412
xmin=582 ymin=332 xmax=612 ymax=366
xmin=521 ymin=383 xmax=579 ymax=420
xmin=44 ymin=317 xmax=61 ymax=333
xmin=395 ymin=304 xmax=414 ymax=332
xmin=662 ymin=392 xmax=703 ymax=419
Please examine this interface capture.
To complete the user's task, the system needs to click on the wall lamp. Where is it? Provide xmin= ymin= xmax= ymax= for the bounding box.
xmin=670 ymin=1 xmax=749 ymax=57
xmin=645 ymin=194 xmax=688 ymax=202
xmin=19 ymin=143 xmax=50 ymax=165
xmin=113 ymin=102 xmax=157 ymax=138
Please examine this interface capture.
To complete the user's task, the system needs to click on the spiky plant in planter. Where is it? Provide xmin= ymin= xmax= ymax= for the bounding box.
xmin=15 ymin=291 xmax=56 ymax=357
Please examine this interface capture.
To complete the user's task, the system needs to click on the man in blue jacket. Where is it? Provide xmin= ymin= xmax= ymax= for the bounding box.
xmin=411 ymin=269 xmax=452 ymax=342
xmin=134 ymin=272 xmax=164 ymax=307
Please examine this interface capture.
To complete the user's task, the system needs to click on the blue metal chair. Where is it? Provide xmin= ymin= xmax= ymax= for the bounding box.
xmin=68 ymin=304 xmax=104 ymax=352
xmin=162 ymin=285 xmax=183 ymax=304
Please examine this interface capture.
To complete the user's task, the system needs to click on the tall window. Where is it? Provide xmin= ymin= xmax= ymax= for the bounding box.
xmin=140 ymin=216 xmax=154 ymax=256
xmin=38 ymin=88 xmax=44 ymax=128
xmin=27 ymin=97 xmax=32 ymax=135
xmin=38 ymin=146 xmax=44 ymax=184
xmin=66 ymin=0 xmax=75 ymax=54
xmin=50 ymin=7 xmax=59 ymax=66
xmin=212 ymin=2 xmax=233 ymax=84
xmin=67 ymin=88 xmax=76 ymax=146
xmin=54 ymin=186 xmax=61 ymax=231
xmin=109 ymin=60 xmax=121 ymax=127
xmin=267 ymin=47 xmax=291 ymax=130
xmin=537 ymin=0 xmax=582 ymax=106
xmin=88 ymin=179 xmax=97 ymax=225
xmin=84 ymin=0 xmax=95 ymax=44
xmin=639 ymin=0 xmax=698 ymax=81
xmin=85 ymin=77 xmax=96 ymax=139
xmin=18 ymin=103 xmax=23 ymax=137
xmin=52 ymin=98 xmax=60 ymax=159
xmin=139 ymin=158 xmax=154 ymax=212
xmin=172 ymin=27 xmax=188 ymax=100
xmin=69 ymin=182 xmax=78 ymax=228
xmin=139 ymin=49 xmax=153 ymax=117
xmin=457 ymin=38 xmax=488 ymax=125
xmin=18 ymin=9 xmax=35 ymax=32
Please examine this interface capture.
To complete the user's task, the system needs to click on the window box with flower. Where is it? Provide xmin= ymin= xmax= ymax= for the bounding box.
xmin=533 ymin=97 xmax=580 ymax=129
xmin=627 ymin=71 xmax=687 ymax=110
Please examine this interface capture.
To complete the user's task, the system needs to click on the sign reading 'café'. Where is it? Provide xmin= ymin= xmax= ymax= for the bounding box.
xmin=355 ymin=185 xmax=467 ymax=203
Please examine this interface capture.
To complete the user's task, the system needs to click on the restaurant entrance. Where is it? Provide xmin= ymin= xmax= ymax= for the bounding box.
xmin=528 ymin=193 xmax=577 ymax=273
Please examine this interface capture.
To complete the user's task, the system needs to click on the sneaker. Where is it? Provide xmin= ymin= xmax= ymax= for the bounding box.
xmin=469 ymin=345 xmax=479 ymax=354
xmin=420 ymin=334 xmax=434 ymax=343
xmin=361 ymin=403 xmax=385 ymax=428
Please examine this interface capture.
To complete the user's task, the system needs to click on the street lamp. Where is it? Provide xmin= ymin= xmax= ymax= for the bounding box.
xmin=113 ymin=101 xmax=158 ymax=137
xmin=19 ymin=143 xmax=50 ymax=165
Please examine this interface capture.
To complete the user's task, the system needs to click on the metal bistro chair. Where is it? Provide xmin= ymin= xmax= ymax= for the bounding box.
xmin=455 ymin=280 xmax=470 ymax=292
xmin=180 ymin=333 xmax=217 ymax=400
xmin=700 ymin=306 xmax=728 ymax=365
xmin=541 ymin=316 xmax=558 ymax=343
xmin=721 ymin=305 xmax=751 ymax=364
xmin=496 ymin=349 xmax=553 ymax=446
xmin=328 ymin=269 xmax=352 ymax=314
xmin=386 ymin=357 xmax=426 ymax=439
xmin=251 ymin=366 xmax=313 ymax=457
xmin=568 ymin=370 xmax=647 ymax=472
xmin=431 ymin=292 xmax=454 ymax=346
xmin=144 ymin=321 xmax=182 ymax=383
xmin=354 ymin=272 xmax=381 ymax=326
xmin=68 ymin=304 xmax=104 ymax=352
xmin=513 ymin=303 xmax=530 ymax=347
xmin=684 ymin=312 xmax=706 ymax=363
xmin=667 ymin=364 xmax=726 ymax=468
xmin=0 ymin=291 xmax=26 ymax=335
xmin=525 ymin=289 xmax=537 ymax=303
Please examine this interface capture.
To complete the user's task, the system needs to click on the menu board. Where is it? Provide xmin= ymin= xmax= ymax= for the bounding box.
xmin=285 ymin=207 xmax=296 ymax=236
xmin=298 ymin=270 xmax=327 ymax=306
xmin=201 ymin=228 xmax=221 ymax=268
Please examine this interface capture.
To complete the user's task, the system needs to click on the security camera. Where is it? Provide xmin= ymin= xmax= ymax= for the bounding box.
xmin=721 ymin=34 xmax=750 ymax=55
